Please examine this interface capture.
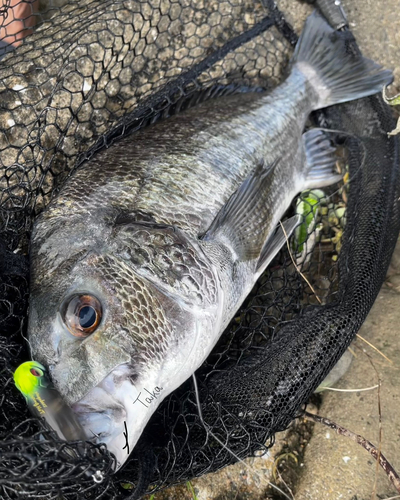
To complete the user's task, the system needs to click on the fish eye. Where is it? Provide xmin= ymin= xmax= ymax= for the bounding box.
xmin=62 ymin=294 xmax=102 ymax=337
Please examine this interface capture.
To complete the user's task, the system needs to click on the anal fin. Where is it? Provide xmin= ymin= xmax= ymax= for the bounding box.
xmin=302 ymin=129 xmax=342 ymax=190
xmin=256 ymin=215 xmax=301 ymax=272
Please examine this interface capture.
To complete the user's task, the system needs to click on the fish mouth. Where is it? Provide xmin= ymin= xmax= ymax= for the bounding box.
xmin=70 ymin=363 xmax=159 ymax=471
xmin=72 ymin=387 xmax=126 ymax=441
xmin=71 ymin=376 xmax=128 ymax=470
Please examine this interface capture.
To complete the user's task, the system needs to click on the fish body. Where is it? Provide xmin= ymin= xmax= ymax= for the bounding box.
xmin=28 ymin=12 xmax=392 ymax=469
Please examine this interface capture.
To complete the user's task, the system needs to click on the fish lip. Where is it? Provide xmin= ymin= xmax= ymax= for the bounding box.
xmin=71 ymin=385 xmax=126 ymax=413
xmin=72 ymin=401 xmax=125 ymax=415
xmin=69 ymin=365 xmax=145 ymax=471
xmin=70 ymin=374 xmax=128 ymax=443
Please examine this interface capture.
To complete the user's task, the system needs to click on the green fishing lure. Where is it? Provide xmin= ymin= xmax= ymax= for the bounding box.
xmin=14 ymin=361 xmax=87 ymax=441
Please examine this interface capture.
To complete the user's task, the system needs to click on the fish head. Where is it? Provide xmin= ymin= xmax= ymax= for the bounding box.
xmin=28 ymin=213 xmax=220 ymax=469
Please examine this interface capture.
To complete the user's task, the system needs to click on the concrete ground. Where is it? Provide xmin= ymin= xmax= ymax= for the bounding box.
xmin=145 ymin=1 xmax=400 ymax=499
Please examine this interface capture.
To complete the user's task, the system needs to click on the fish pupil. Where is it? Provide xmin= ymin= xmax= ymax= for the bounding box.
xmin=30 ymin=368 xmax=41 ymax=377
xmin=79 ymin=306 xmax=96 ymax=329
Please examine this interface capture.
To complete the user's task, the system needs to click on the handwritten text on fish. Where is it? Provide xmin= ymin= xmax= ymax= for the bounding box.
xmin=132 ymin=387 xmax=163 ymax=408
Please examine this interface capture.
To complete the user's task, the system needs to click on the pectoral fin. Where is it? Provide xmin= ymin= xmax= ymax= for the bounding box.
xmin=256 ymin=215 xmax=301 ymax=272
xmin=202 ymin=159 xmax=279 ymax=261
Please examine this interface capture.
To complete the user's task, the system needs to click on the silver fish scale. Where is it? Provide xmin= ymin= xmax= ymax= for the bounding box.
xmin=112 ymin=224 xmax=218 ymax=307
xmin=50 ymin=85 xmax=311 ymax=239
xmin=94 ymin=253 xmax=173 ymax=364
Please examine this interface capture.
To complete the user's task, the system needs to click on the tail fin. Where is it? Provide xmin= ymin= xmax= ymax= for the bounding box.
xmin=292 ymin=11 xmax=393 ymax=109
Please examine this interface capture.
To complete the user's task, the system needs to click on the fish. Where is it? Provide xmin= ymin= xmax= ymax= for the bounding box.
xmin=27 ymin=12 xmax=392 ymax=471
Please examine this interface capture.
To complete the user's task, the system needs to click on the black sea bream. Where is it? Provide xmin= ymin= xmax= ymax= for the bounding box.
xmin=28 ymin=12 xmax=392 ymax=469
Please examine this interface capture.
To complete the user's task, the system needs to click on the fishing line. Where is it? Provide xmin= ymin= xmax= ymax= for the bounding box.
xmin=191 ymin=373 xmax=294 ymax=500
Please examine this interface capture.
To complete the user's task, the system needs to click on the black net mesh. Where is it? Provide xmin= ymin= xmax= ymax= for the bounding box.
xmin=0 ymin=0 xmax=399 ymax=498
